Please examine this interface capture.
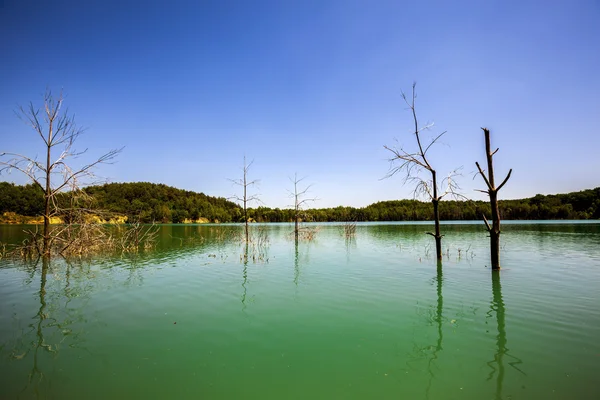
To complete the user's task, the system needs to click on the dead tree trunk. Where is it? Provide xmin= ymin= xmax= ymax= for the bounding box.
xmin=476 ymin=128 xmax=512 ymax=270
xmin=243 ymin=167 xmax=249 ymax=243
xmin=43 ymin=145 xmax=52 ymax=256
xmin=431 ymin=170 xmax=442 ymax=262
xmin=229 ymin=156 xmax=260 ymax=244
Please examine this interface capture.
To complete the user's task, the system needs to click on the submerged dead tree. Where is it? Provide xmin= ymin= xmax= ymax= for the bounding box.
xmin=476 ymin=128 xmax=512 ymax=270
xmin=229 ymin=156 xmax=260 ymax=243
xmin=288 ymin=173 xmax=317 ymax=242
xmin=0 ymin=89 xmax=122 ymax=257
xmin=384 ymin=83 xmax=461 ymax=263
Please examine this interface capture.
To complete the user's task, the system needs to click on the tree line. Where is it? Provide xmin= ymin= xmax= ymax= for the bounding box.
xmin=2 ymin=180 xmax=598 ymax=223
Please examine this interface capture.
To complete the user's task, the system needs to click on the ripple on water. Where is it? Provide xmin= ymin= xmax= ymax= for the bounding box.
xmin=1 ymin=222 xmax=599 ymax=400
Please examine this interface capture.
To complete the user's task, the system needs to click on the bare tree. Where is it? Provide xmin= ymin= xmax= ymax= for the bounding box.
xmin=229 ymin=156 xmax=260 ymax=243
xmin=0 ymin=89 xmax=122 ymax=257
xmin=475 ymin=128 xmax=512 ymax=270
xmin=384 ymin=83 xmax=461 ymax=263
xmin=288 ymin=173 xmax=317 ymax=242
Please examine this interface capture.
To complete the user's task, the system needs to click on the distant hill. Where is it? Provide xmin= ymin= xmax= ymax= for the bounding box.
xmin=1 ymin=181 xmax=598 ymax=223
xmin=84 ymin=182 xmax=241 ymax=223
xmin=0 ymin=181 xmax=242 ymax=223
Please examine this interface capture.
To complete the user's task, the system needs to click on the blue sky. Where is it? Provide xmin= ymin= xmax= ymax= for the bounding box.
xmin=1 ymin=0 xmax=599 ymax=208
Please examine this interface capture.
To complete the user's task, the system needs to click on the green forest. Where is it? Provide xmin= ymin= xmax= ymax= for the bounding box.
xmin=1 ymin=181 xmax=598 ymax=223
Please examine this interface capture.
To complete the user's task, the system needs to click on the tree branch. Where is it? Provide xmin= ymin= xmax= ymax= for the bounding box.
xmin=482 ymin=213 xmax=491 ymax=231
xmin=496 ymin=169 xmax=512 ymax=192
xmin=475 ymin=161 xmax=492 ymax=190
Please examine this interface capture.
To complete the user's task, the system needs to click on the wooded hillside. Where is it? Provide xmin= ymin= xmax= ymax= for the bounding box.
xmin=1 ymin=181 xmax=598 ymax=223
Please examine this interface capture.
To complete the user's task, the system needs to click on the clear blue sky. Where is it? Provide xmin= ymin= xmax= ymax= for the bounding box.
xmin=1 ymin=0 xmax=599 ymax=208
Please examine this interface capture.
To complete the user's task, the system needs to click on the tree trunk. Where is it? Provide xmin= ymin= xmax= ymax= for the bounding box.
xmin=43 ymin=140 xmax=52 ymax=257
xmin=432 ymin=198 xmax=442 ymax=262
xmin=431 ymin=170 xmax=442 ymax=263
xmin=43 ymin=191 xmax=51 ymax=257
xmin=476 ymin=128 xmax=511 ymax=271
xmin=294 ymin=212 xmax=299 ymax=242
xmin=244 ymin=171 xmax=248 ymax=243
xmin=485 ymin=129 xmax=501 ymax=270
xmin=489 ymin=191 xmax=501 ymax=270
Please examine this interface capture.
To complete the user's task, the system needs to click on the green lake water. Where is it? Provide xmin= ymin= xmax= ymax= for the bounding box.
xmin=1 ymin=221 xmax=599 ymax=399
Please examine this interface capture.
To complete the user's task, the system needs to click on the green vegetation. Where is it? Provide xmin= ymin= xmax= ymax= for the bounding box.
xmin=0 ymin=182 xmax=44 ymax=217
xmin=1 ymin=181 xmax=598 ymax=224
xmin=84 ymin=182 xmax=241 ymax=223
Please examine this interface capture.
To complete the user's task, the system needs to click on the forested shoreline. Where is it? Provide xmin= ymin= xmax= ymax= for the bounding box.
xmin=1 ymin=181 xmax=598 ymax=224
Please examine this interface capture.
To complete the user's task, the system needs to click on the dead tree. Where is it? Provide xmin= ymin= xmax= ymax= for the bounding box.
xmin=288 ymin=173 xmax=317 ymax=242
xmin=384 ymin=83 xmax=461 ymax=263
xmin=229 ymin=156 xmax=260 ymax=243
xmin=476 ymin=128 xmax=512 ymax=270
xmin=0 ymin=89 xmax=121 ymax=257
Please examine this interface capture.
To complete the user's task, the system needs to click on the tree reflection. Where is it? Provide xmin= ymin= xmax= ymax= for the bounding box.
xmin=294 ymin=241 xmax=300 ymax=286
xmin=0 ymin=258 xmax=97 ymax=397
xmin=292 ymin=239 xmax=313 ymax=288
xmin=406 ymin=262 xmax=444 ymax=399
xmin=241 ymin=242 xmax=249 ymax=311
xmin=28 ymin=258 xmax=53 ymax=391
xmin=345 ymin=235 xmax=356 ymax=263
xmin=425 ymin=262 xmax=444 ymax=398
xmin=238 ymin=227 xmax=271 ymax=311
xmin=486 ymin=271 xmax=525 ymax=399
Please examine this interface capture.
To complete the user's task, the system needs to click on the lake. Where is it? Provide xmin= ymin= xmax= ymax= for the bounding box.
xmin=1 ymin=221 xmax=599 ymax=399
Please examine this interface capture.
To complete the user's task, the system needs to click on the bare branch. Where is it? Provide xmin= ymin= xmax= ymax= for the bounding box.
xmin=50 ymin=147 xmax=122 ymax=195
xmin=482 ymin=214 xmax=491 ymax=231
xmin=1 ymin=89 xmax=122 ymax=257
xmin=475 ymin=161 xmax=492 ymax=190
xmin=438 ymin=167 xmax=467 ymax=200
xmin=423 ymin=130 xmax=447 ymax=156
xmin=297 ymin=197 xmax=318 ymax=207
xmin=496 ymin=169 xmax=512 ymax=192
xmin=246 ymin=195 xmax=263 ymax=203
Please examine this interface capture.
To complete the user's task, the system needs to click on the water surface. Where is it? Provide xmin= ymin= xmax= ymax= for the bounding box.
xmin=1 ymin=222 xmax=599 ymax=399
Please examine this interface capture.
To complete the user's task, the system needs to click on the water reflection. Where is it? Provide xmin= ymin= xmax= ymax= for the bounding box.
xmin=241 ymin=242 xmax=249 ymax=311
xmin=294 ymin=241 xmax=300 ymax=286
xmin=344 ymin=235 xmax=357 ymax=262
xmin=29 ymin=258 xmax=51 ymax=392
xmin=1 ymin=222 xmax=596 ymax=398
xmin=425 ymin=262 xmax=444 ymax=399
xmin=406 ymin=262 xmax=445 ymax=399
xmin=3 ymin=258 xmax=94 ymax=397
xmin=291 ymin=239 xmax=314 ymax=288
xmin=155 ymin=225 xmax=241 ymax=259
xmin=239 ymin=226 xmax=271 ymax=310
xmin=487 ymin=271 xmax=525 ymax=399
